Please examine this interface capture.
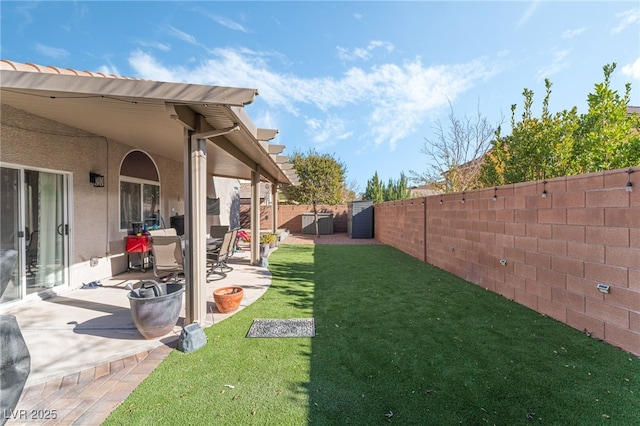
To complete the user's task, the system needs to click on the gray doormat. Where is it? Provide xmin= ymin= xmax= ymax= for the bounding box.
xmin=246 ymin=318 xmax=315 ymax=338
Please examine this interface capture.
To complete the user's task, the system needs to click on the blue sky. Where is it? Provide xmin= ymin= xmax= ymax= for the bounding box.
xmin=2 ymin=1 xmax=639 ymax=192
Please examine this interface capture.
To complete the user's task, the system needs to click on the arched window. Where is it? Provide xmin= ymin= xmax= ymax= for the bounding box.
xmin=119 ymin=151 xmax=160 ymax=231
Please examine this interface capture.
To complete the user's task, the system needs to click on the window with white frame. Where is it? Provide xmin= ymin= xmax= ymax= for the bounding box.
xmin=119 ymin=151 xmax=160 ymax=231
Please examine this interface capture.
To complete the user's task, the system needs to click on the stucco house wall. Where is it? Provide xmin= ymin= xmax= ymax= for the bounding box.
xmin=1 ymin=104 xmax=193 ymax=292
xmin=208 ymin=177 xmax=241 ymax=230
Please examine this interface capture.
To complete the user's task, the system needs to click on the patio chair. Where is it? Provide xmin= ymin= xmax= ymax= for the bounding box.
xmin=206 ymin=230 xmax=235 ymax=281
xmin=150 ymin=236 xmax=184 ymax=282
xmin=148 ymin=228 xmax=177 ymax=237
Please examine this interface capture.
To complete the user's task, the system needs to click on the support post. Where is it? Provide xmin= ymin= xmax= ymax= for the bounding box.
xmin=250 ymin=170 xmax=260 ymax=265
xmin=183 ymin=129 xmax=208 ymax=325
xmin=271 ymin=183 xmax=278 ymax=234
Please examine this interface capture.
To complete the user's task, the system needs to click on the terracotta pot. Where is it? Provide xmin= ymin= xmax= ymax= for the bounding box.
xmin=213 ymin=286 xmax=244 ymax=313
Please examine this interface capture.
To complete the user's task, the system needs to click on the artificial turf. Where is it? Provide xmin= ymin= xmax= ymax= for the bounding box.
xmin=104 ymin=244 xmax=639 ymax=425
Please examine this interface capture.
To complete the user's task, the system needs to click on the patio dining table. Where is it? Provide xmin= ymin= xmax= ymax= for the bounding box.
xmin=179 ymin=237 xmax=223 ymax=252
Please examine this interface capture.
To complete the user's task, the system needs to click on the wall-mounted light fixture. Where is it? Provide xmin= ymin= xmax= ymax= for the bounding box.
xmin=461 ymin=191 xmax=466 ymax=204
xmin=541 ymin=180 xmax=548 ymax=198
xmin=89 ymin=172 xmax=105 ymax=188
xmin=596 ymin=283 xmax=610 ymax=294
xmin=493 ymin=187 xmax=498 ymax=202
xmin=626 ymin=168 xmax=634 ymax=193
xmin=439 ymin=195 xmax=443 ymax=205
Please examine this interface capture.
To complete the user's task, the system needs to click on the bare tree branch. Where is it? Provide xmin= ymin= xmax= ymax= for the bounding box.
xmin=409 ymin=100 xmax=501 ymax=193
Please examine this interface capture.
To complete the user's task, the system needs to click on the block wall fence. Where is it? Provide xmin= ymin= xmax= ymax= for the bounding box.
xmin=375 ymin=167 xmax=640 ymax=357
xmin=239 ymin=204 xmax=349 ymax=234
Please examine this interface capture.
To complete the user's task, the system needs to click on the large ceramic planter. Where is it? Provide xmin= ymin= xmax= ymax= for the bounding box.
xmin=128 ymin=282 xmax=184 ymax=339
xmin=213 ymin=286 xmax=244 ymax=313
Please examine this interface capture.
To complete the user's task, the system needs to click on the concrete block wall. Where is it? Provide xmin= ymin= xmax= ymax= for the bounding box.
xmin=375 ymin=199 xmax=426 ymax=261
xmin=239 ymin=204 xmax=349 ymax=233
xmin=375 ymin=167 xmax=640 ymax=357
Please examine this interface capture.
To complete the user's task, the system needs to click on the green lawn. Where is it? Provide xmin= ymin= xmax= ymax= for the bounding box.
xmin=105 ymin=245 xmax=639 ymax=425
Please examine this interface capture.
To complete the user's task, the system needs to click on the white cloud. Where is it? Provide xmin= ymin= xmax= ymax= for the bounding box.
xmin=254 ymin=109 xmax=278 ymax=131
xmin=536 ymin=49 xmax=570 ymax=82
xmin=96 ymin=63 xmax=120 ymax=76
xmin=168 ymin=26 xmax=198 ymax=45
xmin=206 ymin=14 xmax=249 ymax=33
xmin=337 ymin=41 xmax=394 ymax=62
xmin=138 ymin=40 xmax=171 ymax=52
xmin=621 ymin=57 xmax=640 ymax=80
xmin=129 ymin=49 xmax=497 ymax=150
xmin=516 ymin=1 xmax=540 ymax=29
xmin=34 ymin=43 xmax=69 ymax=59
xmin=611 ymin=8 xmax=640 ymax=34
xmin=16 ymin=2 xmax=36 ymax=25
xmin=305 ymin=116 xmax=353 ymax=148
xmin=128 ymin=50 xmax=186 ymax=83
xmin=561 ymin=27 xmax=587 ymax=39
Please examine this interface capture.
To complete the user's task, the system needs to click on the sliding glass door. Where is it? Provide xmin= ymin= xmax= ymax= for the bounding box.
xmin=0 ymin=166 xmax=70 ymax=304
xmin=0 ymin=167 xmax=22 ymax=302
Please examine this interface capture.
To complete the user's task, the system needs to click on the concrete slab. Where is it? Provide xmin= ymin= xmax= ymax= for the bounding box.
xmin=2 ymin=250 xmax=270 ymax=387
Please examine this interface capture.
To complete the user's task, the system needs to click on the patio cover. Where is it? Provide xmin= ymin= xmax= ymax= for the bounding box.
xmin=0 ymin=60 xmax=292 ymax=184
xmin=0 ymin=59 xmax=295 ymax=324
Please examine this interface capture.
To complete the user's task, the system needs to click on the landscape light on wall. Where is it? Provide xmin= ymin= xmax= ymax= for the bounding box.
xmin=541 ymin=181 xmax=548 ymax=198
xmin=493 ymin=187 xmax=497 ymax=202
xmin=461 ymin=191 xmax=465 ymax=204
xmin=626 ymin=168 xmax=634 ymax=193
xmin=440 ymin=195 xmax=443 ymax=205
xmin=89 ymin=172 xmax=105 ymax=188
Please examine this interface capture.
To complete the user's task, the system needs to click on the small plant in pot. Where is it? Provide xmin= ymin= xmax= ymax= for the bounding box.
xmin=213 ymin=286 xmax=244 ymax=313
xmin=261 ymin=233 xmax=278 ymax=248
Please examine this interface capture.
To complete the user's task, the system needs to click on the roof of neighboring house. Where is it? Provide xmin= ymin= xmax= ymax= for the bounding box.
xmin=0 ymin=59 xmax=298 ymax=185
xmin=410 ymin=184 xmax=441 ymax=197
xmin=627 ymin=106 xmax=640 ymax=116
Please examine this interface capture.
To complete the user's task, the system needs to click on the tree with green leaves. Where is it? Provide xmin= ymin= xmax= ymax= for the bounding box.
xmin=282 ymin=149 xmax=347 ymax=235
xmin=480 ymin=63 xmax=639 ymax=186
xmin=283 ymin=149 xmax=347 ymax=205
xmin=363 ymin=172 xmax=384 ymax=203
xmin=573 ymin=63 xmax=640 ymax=172
xmin=384 ymin=172 xmax=412 ymax=201
xmin=364 ymin=172 xmax=412 ymax=202
xmin=480 ymin=81 xmax=580 ymax=185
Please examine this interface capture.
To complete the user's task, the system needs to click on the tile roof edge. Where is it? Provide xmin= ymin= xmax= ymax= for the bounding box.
xmin=0 ymin=59 xmax=142 ymax=80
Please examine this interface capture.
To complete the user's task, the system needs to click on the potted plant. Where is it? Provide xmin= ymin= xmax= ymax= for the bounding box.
xmin=259 ymin=234 xmax=271 ymax=254
xmin=267 ymin=233 xmax=278 ymax=248
xmin=213 ymin=286 xmax=244 ymax=313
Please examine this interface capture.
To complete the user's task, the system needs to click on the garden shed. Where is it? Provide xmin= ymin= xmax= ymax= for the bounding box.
xmin=348 ymin=201 xmax=374 ymax=238
xmin=301 ymin=213 xmax=334 ymax=235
